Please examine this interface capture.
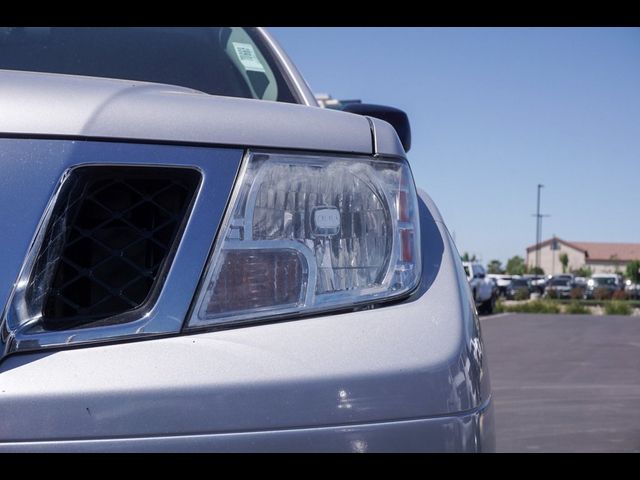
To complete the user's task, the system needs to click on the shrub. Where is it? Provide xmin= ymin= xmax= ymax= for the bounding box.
xmin=570 ymin=287 xmax=585 ymax=300
xmin=514 ymin=287 xmax=530 ymax=301
xmin=626 ymin=260 xmax=640 ymax=284
xmin=546 ymin=288 xmax=558 ymax=299
xmin=502 ymin=300 xmax=561 ymax=314
xmin=612 ymin=290 xmax=628 ymax=301
xmin=494 ymin=300 xmax=505 ymax=313
xmin=604 ymin=301 xmax=632 ymax=315
xmin=564 ymin=302 xmax=590 ymax=315
xmin=594 ymin=287 xmax=612 ymax=301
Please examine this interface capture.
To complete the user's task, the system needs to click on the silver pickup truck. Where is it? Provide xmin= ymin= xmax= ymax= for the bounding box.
xmin=462 ymin=262 xmax=498 ymax=315
xmin=463 ymin=262 xmax=497 ymax=314
xmin=0 ymin=27 xmax=493 ymax=452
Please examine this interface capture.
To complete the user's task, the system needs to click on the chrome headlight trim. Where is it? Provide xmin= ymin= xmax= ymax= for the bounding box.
xmin=186 ymin=149 xmax=422 ymax=330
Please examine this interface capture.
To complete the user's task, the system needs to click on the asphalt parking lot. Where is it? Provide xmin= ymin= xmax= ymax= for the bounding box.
xmin=480 ymin=313 xmax=640 ymax=452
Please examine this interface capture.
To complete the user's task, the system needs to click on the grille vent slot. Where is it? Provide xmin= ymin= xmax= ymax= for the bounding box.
xmin=25 ymin=166 xmax=200 ymax=330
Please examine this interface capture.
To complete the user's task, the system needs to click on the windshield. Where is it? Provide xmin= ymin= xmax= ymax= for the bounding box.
xmin=0 ymin=27 xmax=298 ymax=103
xmin=511 ymin=279 xmax=528 ymax=287
xmin=550 ymin=279 xmax=570 ymax=286
xmin=594 ymin=277 xmax=616 ymax=286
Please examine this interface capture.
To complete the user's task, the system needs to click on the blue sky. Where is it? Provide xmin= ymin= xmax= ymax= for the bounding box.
xmin=271 ymin=27 xmax=640 ymax=266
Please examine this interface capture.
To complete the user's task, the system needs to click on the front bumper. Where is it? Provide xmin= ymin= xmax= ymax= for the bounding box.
xmin=0 ymin=399 xmax=494 ymax=452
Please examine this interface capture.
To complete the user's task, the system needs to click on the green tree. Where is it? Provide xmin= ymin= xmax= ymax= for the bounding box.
xmin=505 ymin=255 xmax=526 ymax=275
xmin=487 ymin=259 xmax=504 ymax=274
xmin=461 ymin=252 xmax=477 ymax=262
xmin=529 ymin=266 xmax=545 ymax=275
xmin=559 ymin=253 xmax=569 ymax=273
xmin=571 ymin=266 xmax=592 ymax=277
xmin=626 ymin=260 xmax=640 ymax=284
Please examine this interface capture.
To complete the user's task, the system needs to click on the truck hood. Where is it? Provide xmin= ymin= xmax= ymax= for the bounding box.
xmin=0 ymin=69 xmax=375 ymax=155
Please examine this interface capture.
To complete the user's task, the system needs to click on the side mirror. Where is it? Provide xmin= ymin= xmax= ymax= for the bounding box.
xmin=475 ymin=273 xmax=485 ymax=279
xmin=341 ymin=103 xmax=412 ymax=152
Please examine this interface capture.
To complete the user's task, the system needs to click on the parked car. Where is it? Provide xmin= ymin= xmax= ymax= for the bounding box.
xmin=625 ymin=280 xmax=640 ymax=300
xmin=487 ymin=274 xmax=512 ymax=298
xmin=0 ymin=27 xmax=493 ymax=452
xmin=554 ymin=274 xmax=575 ymax=283
xmin=585 ymin=274 xmax=624 ymax=299
xmin=462 ymin=262 xmax=496 ymax=314
xmin=574 ymin=276 xmax=588 ymax=288
xmin=528 ymin=275 xmax=547 ymax=295
xmin=506 ymin=277 xmax=531 ymax=300
xmin=544 ymin=277 xmax=574 ymax=299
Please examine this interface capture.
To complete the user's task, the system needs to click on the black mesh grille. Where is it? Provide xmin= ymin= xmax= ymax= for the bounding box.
xmin=26 ymin=166 xmax=200 ymax=330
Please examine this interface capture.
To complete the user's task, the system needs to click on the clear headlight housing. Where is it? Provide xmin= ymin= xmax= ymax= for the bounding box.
xmin=188 ymin=151 xmax=421 ymax=328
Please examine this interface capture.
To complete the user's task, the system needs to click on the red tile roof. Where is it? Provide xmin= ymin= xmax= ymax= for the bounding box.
xmin=572 ymin=242 xmax=640 ymax=262
xmin=527 ymin=237 xmax=640 ymax=262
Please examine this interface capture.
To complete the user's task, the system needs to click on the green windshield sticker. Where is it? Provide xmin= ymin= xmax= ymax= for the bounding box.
xmin=232 ymin=42 xmax=266 ymax=73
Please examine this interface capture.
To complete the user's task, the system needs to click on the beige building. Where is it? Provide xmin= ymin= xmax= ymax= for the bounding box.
xmin=526 ymin=237 xmax=640 ymax=276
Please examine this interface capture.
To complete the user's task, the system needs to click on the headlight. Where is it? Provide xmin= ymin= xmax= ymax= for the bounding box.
xmin=187 ymin=151 xmax=421 ymax=329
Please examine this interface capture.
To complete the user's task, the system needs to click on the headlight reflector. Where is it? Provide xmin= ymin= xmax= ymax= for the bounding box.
xmin=188 ymin=151 xmax=421 ymax=328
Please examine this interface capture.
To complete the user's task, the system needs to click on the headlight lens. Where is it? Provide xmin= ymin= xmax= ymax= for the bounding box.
xmin=188 ymin=151 xmax=421 ymax=328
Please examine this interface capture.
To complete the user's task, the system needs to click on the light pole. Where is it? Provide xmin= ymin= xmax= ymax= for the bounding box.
xmin=532 ymin=184 xmax=550 ymax=279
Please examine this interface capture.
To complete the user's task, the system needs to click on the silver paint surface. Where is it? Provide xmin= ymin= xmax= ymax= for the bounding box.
xmin=0 ymin=400 xmax=494 ymax=452
xmin=0 ymin=69 xmax=372 ymax=155
xmin=369 ymin=116 xmax=406 ymax=158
